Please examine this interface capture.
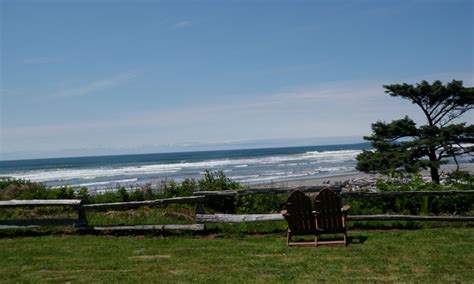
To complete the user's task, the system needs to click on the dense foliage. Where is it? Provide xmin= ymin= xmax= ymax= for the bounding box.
xmin=356 ymin=80 xmax=474 ymax=183
xmin=349 ymin=177 xmax=473 ymax=215
xmin=1 ymin=169 xmax=473 ymax=215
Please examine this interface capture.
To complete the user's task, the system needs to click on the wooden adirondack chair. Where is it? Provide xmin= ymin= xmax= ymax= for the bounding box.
xmin=281 ymin=190 xmax=318 ymax=247
xmin=313 ymin=188 xmax=350 ymax=246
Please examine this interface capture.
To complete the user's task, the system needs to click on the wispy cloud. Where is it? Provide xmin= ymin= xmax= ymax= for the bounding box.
xmin=22 ymin=57 xmax=50 ymax=65
xmin=3 ymin=72 xmax=472 ymax=157
xmin=174 ymin=21 xmax=191 ymax=28
xmin=0 ymin=89 xmax=23 ymax=98
xmin=52 ymin=72 xmax=136 ymax=98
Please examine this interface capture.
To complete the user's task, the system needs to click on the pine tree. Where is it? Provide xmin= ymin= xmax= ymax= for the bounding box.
xmin=356 ymin=80 xmax=474 ymax=183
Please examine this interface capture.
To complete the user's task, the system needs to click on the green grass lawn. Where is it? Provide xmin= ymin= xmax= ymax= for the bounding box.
xmin=0 ymin=227 xmax=473 ymax=283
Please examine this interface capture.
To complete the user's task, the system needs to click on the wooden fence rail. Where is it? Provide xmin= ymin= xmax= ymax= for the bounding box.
xmin=1 ymin=188 xmax=474 ymax=231
xmin=0 ymin=197 xmax=206 ymax=231
xmin=193 ymin=186 xmax=342 ymax=197
xmin=79 ymin=224 xmax=205 ymax=232
xmin=0 ymin=199 xmax=86 ymax=229
xmin=194 ymin=188 xmax=474 ymax=198
xmin=196 ymin=213 xmax=474 ymax=223
xmin=0 ymin=199 xmax=82 ymax=207
xmin=82 ymin=196 xmax=206 ymax=211
xmin=194 ymin=189 xmax=474 ymax=224
xmin=342 ymin=190 xmax=474 ymax=198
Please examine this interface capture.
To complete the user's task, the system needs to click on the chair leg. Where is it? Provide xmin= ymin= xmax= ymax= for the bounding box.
xmin=315 ymin=234 xmax=319 ymax=247
xmin=287 ymin=231 xmax=291 ymax=246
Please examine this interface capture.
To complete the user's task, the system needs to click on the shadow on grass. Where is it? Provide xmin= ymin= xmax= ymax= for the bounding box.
xmin=0 ymin=228 xmax=76 ymax=238
xmin=350 ymin=221 xmax=474 ymax=230
xmin=0 ymin=220 xmax=472 ymax=239
xmin=348 ymin=235 xmax=368 ymax=245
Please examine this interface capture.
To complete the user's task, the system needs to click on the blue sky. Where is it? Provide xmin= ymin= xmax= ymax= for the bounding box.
xmin=1 ymin=0 xmax=473 ymax=160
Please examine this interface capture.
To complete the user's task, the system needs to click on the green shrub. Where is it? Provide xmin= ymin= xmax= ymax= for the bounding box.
xmin=353 ymin=172 xmax=474 ymax=215
xmin=197 ymin=170 xmax=243 ymax=213
xmin=163 ymin=178 xmax=197 ymax=198
xmin=0 ymin=178 xmax=49 ymax=200
xmin=49 ymin=186 xmax=75 ymax=199
xmin=198 ymin=170 xmax=241 ymax=191
xmin=129 ymin=188 xmax=145 ymax=201
xmin=235 ymin=194 xmax=284 ymax=214
xmin=77 ymin=187 xmax=91 ymax=204
xmin=447 ymin=170 xmax=474 ymax=190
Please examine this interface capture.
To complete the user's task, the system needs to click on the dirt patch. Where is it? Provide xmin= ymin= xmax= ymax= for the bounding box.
xmin=129 ymin=255 xmax=171 ymax=260
xmin=253 ymin=254 xmax=286 ymax=258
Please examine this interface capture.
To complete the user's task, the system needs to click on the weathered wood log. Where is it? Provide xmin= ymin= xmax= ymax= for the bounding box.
xmin=0 ymin=199 xmax=82 ymax=207
xmin=0 ymin=218 xmax=83 ymax=228
xmin=341 ymin=190 xmax=474 ymax=198
xmin=193 ymin=186 xmax=341 ymax=197
xmin=196 ymin=213 xmax=474 ymax=223
xmin=347 ymin=215 xmax=474 ymax=221
xmin=163 ymin=224 xmax=205 ymax=230
xmin=197 ymin=214 xmax=284 ymax=223
xmin=79 ymin=224 xmax=205 ymax=231
xmin=82 ymin=196 xmax=206 ymax=211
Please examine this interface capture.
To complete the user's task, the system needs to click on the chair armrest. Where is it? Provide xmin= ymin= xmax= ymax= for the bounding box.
xmin=281 ymin=210 xmax=288 ymax=216
xmin=341 ymin=205 xmax=350 ymax=212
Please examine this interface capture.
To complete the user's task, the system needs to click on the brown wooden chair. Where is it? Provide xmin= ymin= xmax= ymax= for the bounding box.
xmin=313 ymin=188 xmax=350 ymax=246
xmin=281 ymin=190 xmax=318 ymax=247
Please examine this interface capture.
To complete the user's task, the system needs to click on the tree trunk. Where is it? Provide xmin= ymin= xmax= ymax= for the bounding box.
xmin=430 ymin=166 xmax=440 ymax=184
xmin=429 ymin=149 xmax=440 ymax=184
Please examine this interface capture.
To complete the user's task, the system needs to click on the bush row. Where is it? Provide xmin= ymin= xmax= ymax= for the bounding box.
xmin=1 ymin=170 xmax=473 ymax=215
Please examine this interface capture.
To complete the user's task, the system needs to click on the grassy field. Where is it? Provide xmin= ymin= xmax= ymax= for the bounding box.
xmin=0 ymin=227 xmax=473 ymax=282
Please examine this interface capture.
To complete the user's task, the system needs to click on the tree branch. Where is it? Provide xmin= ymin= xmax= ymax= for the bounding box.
xmin=432 ymin=103 xmax=458 ymax=125
xmin=412 ymin=98 xmax=434 ymax=125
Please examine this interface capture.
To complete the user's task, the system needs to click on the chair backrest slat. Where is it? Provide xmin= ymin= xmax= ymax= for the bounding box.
xmin=314 ymin=188 xmax=344 ymax=232
xmin=284 ymin=190 xmax=317 ymax=234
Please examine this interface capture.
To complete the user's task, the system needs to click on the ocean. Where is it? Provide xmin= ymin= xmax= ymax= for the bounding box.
xmin=0 ymin=143 xmax=371 ymax=192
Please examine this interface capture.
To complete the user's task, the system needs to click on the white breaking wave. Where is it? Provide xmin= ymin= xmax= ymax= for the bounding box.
xmin=231 ymin=166 xmax=356 ymax=184
xmin=6 ymin=149 xmax=362 ymax=183
xmin=77 ymin=178 xmax=139 ymax=187
xmin=234 ymin=164 xmax=248 ymax=168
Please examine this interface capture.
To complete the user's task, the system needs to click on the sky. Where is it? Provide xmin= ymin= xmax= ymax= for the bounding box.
xmin=1 ymin=0 xmax=473 ymax=160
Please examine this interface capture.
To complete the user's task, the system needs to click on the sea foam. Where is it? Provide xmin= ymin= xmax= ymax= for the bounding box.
xmin=3 ymin=148 xmax=363 ymax=187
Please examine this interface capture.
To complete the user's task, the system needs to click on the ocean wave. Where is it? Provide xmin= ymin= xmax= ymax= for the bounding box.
xmin=234 ymin=164 xmax=248 ymax=168
xmin=10 ymin=166 xmax=181 ymax=182
xmin=6 ymin=149 xmax=362 ymax=183
xmin=230 ymin=174 xmax=261 ymax=180
xmin=238 ymin=173 xmax=310 ymax=183
xmin=77 ymin=178 xmax=139 ymax=187
xmin=230 ymin=165 xmax=356 ymax=184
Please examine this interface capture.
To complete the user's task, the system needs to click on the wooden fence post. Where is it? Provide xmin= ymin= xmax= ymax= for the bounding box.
xmin=77 ymin=205 xmax=88 ymax=227
xmin=195 ymin=201 xmax=205 ymax=215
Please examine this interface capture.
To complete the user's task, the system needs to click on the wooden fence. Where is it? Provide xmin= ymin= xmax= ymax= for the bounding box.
xmin=80 ymin=196 xmax=206 ymax=232
xmin=194 ymin=188 xmax=474 ymax=223
xmin=1 ymin=187 xmax=473 ymax=231
xmin=0 ymin=199 xmax=85 ymax=229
